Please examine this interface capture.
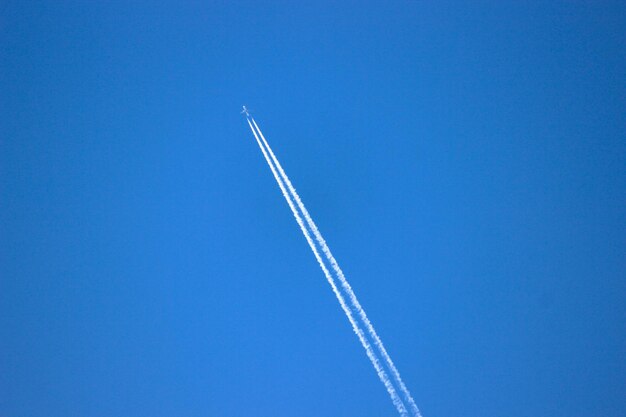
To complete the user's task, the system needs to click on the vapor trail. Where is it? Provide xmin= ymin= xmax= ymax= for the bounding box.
xmin=246 ymin=118 xmax=409 ymax=417
xmin=250 ymin=117 xmax=422 ymax=417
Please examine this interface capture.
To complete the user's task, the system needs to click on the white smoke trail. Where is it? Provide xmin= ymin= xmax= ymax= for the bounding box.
xmin=250 ymin=117 xmax=422 ymax=417
xmin=246 ymin=118 xmax=409 ymax=417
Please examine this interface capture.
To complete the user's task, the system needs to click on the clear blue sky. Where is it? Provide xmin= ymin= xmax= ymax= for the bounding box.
xmin=1 ymin=2 xmax=625 ymax=416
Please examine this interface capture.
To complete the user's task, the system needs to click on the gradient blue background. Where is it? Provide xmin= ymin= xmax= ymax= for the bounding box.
xmin=1 ymin=2 xmax=625 ymax=416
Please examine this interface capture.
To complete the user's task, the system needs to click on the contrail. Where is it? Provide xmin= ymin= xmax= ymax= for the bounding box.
xmin=245 ymin=118 xmax=410 ymax=417
xmin=250 ymin=116 xmax=422 ymax=417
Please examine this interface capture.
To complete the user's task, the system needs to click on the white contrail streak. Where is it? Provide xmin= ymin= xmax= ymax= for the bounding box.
xmin=250 ymin=117 xmax=422 ymax=417
xmin=246 ymin=118 xmax=409 ymax=417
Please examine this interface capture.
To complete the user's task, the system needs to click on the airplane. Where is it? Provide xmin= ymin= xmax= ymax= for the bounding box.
xmin=241 ymin=105 xmax=250 ymax=116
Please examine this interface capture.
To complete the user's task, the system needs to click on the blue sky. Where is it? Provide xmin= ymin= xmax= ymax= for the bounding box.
xmin=1 ymin=2 xmax=625 ymax=416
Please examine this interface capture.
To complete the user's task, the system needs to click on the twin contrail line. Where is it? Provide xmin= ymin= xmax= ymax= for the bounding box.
xmin=250 ymin=117 xmax=422 ymax=417
xmin=246 ymin=118 xmax=408 ymax=416
xmin=245 ymin=113 xmax=420 ymax=417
